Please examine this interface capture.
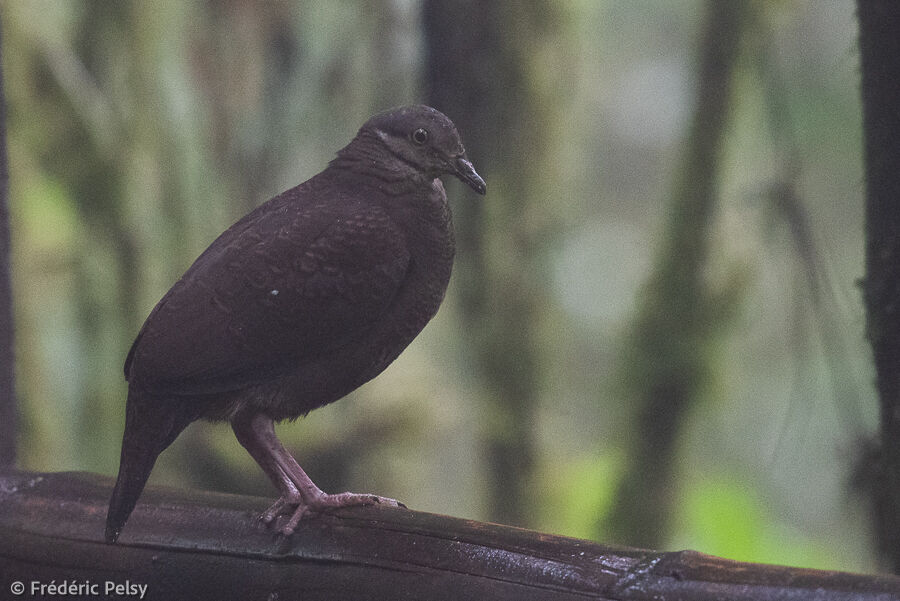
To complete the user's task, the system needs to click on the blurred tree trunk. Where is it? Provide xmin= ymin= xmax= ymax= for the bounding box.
xmin=423 ymin=1 xmax=565 ymax=526
xmin=62 ymin=3 xmax=141 ymax=469
xmin=603 ymin=1 xmax=749 ymax=547
xmin=858 ymin=0 xmax=900 ymax=574
xmin=0 ymin=15 xmax=16 ymax=469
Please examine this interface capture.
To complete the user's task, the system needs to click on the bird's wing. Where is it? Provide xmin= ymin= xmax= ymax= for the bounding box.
xmin=125 ymin=185 xmax=411 ymax=396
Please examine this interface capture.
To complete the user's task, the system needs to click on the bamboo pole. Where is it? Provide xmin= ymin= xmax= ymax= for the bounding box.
xmin=0 ymin=470 xmax=897 ymax=600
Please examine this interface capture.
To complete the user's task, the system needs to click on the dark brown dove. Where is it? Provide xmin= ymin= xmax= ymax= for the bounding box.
xmin=106 ymin=105 xmax=485 ymax=542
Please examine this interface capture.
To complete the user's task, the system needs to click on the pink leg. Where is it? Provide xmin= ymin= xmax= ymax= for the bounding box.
xmin=232 ymin=414 xmax=303 ymax=525
xmin=231 ymin=412 xmax=404 ymax=535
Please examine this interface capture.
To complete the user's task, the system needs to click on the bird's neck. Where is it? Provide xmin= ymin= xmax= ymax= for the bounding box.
xmin=328 ymin=130 xmax=453 ymax=261
xmin=328 ymin=131 xmax=431 ymax=194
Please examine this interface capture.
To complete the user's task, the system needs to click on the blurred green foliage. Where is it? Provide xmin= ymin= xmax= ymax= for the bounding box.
xmin=1 ymin=0 xmax=877 ymax=572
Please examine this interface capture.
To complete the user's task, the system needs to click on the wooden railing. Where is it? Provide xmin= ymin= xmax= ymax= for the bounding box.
xmin=1 ymin=469 xmax=898 ymax=600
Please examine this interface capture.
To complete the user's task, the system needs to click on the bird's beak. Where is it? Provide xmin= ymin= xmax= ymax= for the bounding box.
xmin=453 ymin=156 xmax=486 ymax=195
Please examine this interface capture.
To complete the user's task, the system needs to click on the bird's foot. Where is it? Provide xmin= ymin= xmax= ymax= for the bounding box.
xmin=260 ymin=491 xmax=406 ymax=535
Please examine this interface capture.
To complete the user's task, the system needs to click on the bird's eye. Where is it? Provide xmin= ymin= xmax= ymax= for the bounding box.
xmin=411 ymin=128 xmax=429 ymax=145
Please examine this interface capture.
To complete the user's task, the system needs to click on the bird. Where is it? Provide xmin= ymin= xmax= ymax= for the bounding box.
xmin=105 ymin=105 xmax=485 ymax=543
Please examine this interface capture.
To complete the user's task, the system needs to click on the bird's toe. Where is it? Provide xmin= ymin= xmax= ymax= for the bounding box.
xmin=314 ymin=491 xmax=406 ymax=510
xmin=259 ymin=493 xmax=302 ymax=526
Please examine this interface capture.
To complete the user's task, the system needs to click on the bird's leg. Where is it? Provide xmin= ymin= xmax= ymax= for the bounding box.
xmin=232 ymin=413 xmax=303 ymax=525
xmin=264 ymin=428 xmax=406 ymax=534
xmin=232 ymin=412 xmax=404 ymax=535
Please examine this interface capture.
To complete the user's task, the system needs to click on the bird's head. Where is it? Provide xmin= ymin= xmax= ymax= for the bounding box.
xmin=362 ymin=105 xmax=486 ymax=195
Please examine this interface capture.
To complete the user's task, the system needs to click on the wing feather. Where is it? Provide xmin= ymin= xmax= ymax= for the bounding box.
xmin=126 ymin=184 xmax=410 ymax=396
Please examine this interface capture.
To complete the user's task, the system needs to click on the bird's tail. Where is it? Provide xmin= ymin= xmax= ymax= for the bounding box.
xmin=105 ymin=389 xmax=191 ymax=543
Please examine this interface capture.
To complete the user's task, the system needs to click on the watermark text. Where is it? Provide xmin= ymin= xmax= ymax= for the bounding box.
xmin=9 ymin=580 xmax=148 ymax=599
